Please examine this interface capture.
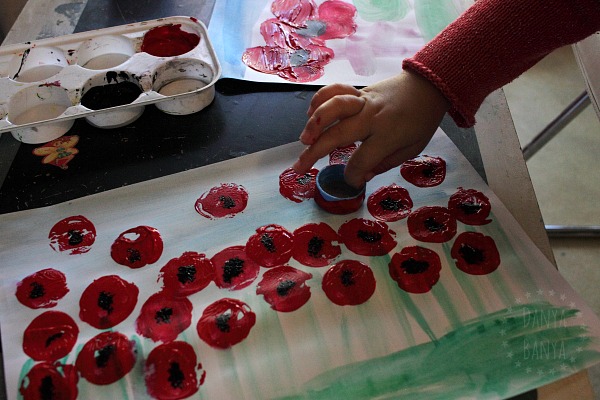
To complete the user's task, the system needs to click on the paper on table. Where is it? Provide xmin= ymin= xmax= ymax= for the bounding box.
xmin=1 ymin=129 xmax=599 ymax=399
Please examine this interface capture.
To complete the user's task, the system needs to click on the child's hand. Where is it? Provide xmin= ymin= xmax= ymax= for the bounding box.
xmin=292 ymin=71 xmax=450 ymax=188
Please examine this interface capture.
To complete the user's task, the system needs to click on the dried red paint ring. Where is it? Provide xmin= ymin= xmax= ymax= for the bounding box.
xmin=448 ymin=187 xmax=492 ymax=225
xmin=48 ymin=215 xmax=96 ymax=255
xmin=407 ymin=206 xmax=457 ymax=243
xmin=314 ymin=164 xmax=365 ymax=215
xmin=19 ymin=362 xmax=78 ymax=400
xmin=245 ymin=224 xmax=294 ymax=268
xmin=451 ymin=231 xmax=501 ymax=275
xmin=211 ymin=245 xmax=260 ymax=290
xmin=75 ymin=331 xmax=137 ymax=385
xmin=196 ymin=298 xmax=256 ymax=349
xmin=135 ymin=291 xmax=193 ymax=343
xmin=159 ymin=251 xmax=215 ymax=297
xmin=15 ymin=268 xmax=69 ymax=309
xmin=291 ymin=222 xmax=342 ymax=267
xmin=195 ymin=183 xmax=249 ymax=219
xmin=256 ymin=265 xmax=313 ymax=312
xmin=400 ymin=155 xmax=446 ymax=187
xmin=388 ymin=246 xmax=442 ymax=294
xmin=279 ymin=167 xmax=318 ymax=203
xmin=322 ymin=260 xmax=376 ymax=306
xmin=110 ymin=225 xmax=163 ymax=268
xmin=145 ymin=341 xmax=205 ymax=400
xmin=367 ymin=183 xmax=413 ymax=222
xmin=337 ymin=218 xmax=397 ymax=257
xmin=79 ymin=275 xmax=139 ymax=329
xmin=23 ymin=310 xmax=79 ymax=362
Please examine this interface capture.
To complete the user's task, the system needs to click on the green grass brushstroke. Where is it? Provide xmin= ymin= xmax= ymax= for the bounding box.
xmin=413 ymin=0 xmax=461 ymax=40
xmin=273 ymin=303 xmax=599 ymax=400
xmin=353 ymin=0 xmax=411 ymax=22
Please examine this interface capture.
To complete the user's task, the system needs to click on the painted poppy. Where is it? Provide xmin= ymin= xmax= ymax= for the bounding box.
xmin=135 ymin=291 xmax=193 ymax=343
xmin=279 ymin=167 xmax=318 ymax=203
xmin=196 ymin=298 xmax=256 ymax=349
xmin=448 ymin=187 xmax=492 ymax=225
xmin=79 ymin=275 xmax=139 ymax=329
xmin=367 ymin=184 xmax=413 ymax=222
xmin=388 ymin=246 xmax=442 ymax=294
xmin=195 ymin=183 xmax=249 ymax=219
xmin=256 ymin=265 xmax=313 ymax=312
xmin=15 ymin=268 xmax=69 ymax=309
xmin=400 ymin=155 xmax=446 ymax=187
xmin=245 ymin=224 xmax=294 ymax=268
xmin=211 ymin=245 xmax=260 ymax=290
xmin=322 ymin=260 xmax=376 ymax=306
xmin=329 ymin=143 xmax=358 ymax=165
xmin=451 ymin=231 xmax=501 ymax=275
xmin=110 ymin=225 xmax=163 ymax=268
xmin=48 ymin=215 xmax=96 ymax=255
xmin=23 ymin=311 xmax=79 ymax=362
xmin=337 ymin=218 xmax=397 ymax=256
xmin=19 ymin=362 xmax=78 ymax=400
xmin=159 ymin=251 xmax=215 ymax=297
xmin=407 ymin=206 xmax=457 ymax=243
xmin=292 ymin=222 xmax=341 ymax=267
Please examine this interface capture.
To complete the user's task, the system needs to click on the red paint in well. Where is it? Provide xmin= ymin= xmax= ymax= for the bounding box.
xmin=135 ymin=291 xmax=193 ymax=343
xmin=256 ymin=265 xmax=312 ymax=312
xmin=367 ymin=184 xmax=413 ymax=222
xmin=79 ymin=275 xmax=139 ymax=329
xmin=337 ymin=218 xmax=397 ymax=256
xmin=211 ymin=246 xmax=260 ymax=290
xmin=110 ymin=225 xmax=163 ymax=268
xmin=279 ymin=167 xmax=318 ymax=203
xmin=141 ymin=24 xmax=200 ymax=57
xmin=196 ymin=298 xmax=256 ymax=349
xmin=15 ymin=268 xmax=69 ymax=309
xmin=75 ymin=331 xmax=137 ymax=385
xmin=407 ymin=206 xmax=457 ymax=243
xmin=19 ymin=362 xmax=78 ymax=400
xmin=448 ymin=187 xmax=492 ymax=225
xmin=145 ymin=341 xmax=205 ymax=400
xmin=245 ymin=224 xmax=294 ymax=268
xmin=451 ymin=231 xmax=501 ymax=275
xmin=195 ymin=183 xmax=249 ymax=219
xmin=23 ymin=311 xmax=79 ymax=362
xmin=159 ymin=251 xmax=215 ymax=297
xmin=291 ymin=222 xmax=341 ymax=267
xmin=400 ymin=155 xmax=446 ymax=187
xmin=322 ymin=260 xmax=376 ymax=306
xmin=388 ymin=246 xmax=442 ymax=294
xmin=48 ymin=215 xmax=96 ymax=255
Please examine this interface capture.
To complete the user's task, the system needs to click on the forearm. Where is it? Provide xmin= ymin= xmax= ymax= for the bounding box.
xmin=403 ymin=0 xmax=600 ymax=127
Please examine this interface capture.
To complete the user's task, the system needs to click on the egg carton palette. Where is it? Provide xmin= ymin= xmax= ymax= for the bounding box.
xmin=0 ymin=16 xmax=221 ymax=144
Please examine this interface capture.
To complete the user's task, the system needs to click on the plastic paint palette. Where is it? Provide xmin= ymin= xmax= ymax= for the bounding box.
xmin=0 ymin=16 xmax=221 ymax=144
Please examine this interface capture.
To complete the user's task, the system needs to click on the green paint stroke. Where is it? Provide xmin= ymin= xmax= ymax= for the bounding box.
xmin=413 ymin=0 xmax=461 ymax=40
xmin=353 ymin=0 xmax=410 ymax=22
xmin=273 ymin=303 xmax=600 ymax=400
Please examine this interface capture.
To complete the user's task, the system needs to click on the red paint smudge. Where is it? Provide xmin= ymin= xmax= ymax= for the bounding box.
xmin=271 ymin=0 xmax=317 ymax=28
xmin=322 ymin=260 xmax=375 ymax=306
xmin=75 ymin=331 xmax=137 ymax=385
xmin=211 ymin=246 xmax=260 ymax=290
xmin=279 ymin=167 xmax=318 ymax=202
xmin=316 ymin=1 xmax=358 ymax=40
xmin=451 ymin=231 xmax=501 ymax=275
xmin=389 ymin=246 xmax=442 ymax=294
xmin=292 ymin=222 xmax=341 ymax=267
xmin=338 ymin=218 xmax=397 ymax=256
xmin=23 ymin=311 xmax=79 ymax=362
xmin=329 ymin=143 xmax=357 ymax=165
xmin=141 ymin=24 xmax=200 ymax=57
xmin=448 ymin=187 xmax=492 ymax=225
xmin=196 ymin=298 xmax=256 ymax=349
xmin=135 ymin=291 xmax=193 ymax=343
xmin=245 ymin=224 xmax=294 ymax=268
xmin=79 ymin=275 xmax=139 ymax=329
xmin=195 ymin=183 xmax=249 ymax=219
xmin=407 ymin=206 xmax=457 ymax=243
xmin=111 ymin=225 xmax=163 ymax=268
xmin=367 ymin=183 xmax=413 ymax=222
xmin=159 ymin=251 xmax=215 ymax=297
xmin=145 ymin=341 xmax=204 ymax=400
xmin=19 ymin=362 xmax=78 ymax=400
xmin=15 ymin=268 xmax=69 ymax=309
xmin=400 ymin=155 xmax=446 ymax=187
xmin=256 ymin=265 xmax=312 ymax=312
xmin=48 ymin=215 xmax=96 ymax=255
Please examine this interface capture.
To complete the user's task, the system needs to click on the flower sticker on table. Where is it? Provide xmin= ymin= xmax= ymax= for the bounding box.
xmin=242 ymin=0 xmax=357 ymax=82
xmin=32 ymin=135 xmax=79 ymax=169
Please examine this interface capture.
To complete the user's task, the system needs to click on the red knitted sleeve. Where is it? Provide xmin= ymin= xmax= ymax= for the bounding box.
xmin=402 ymin=0 xmax=600 ymax=127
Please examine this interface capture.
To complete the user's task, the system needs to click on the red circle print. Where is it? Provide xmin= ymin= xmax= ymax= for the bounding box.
xmin=322 ymin=260 xmax=376 ymax=306
xmin=111 ymin=225 xmax=163 ymax=268
xmin=48 ymin=215 xmax=96 ymax=255
xmin=79 ymin=275 xmax=139 ymax=329
xmin=245 ymin=224 xmax=294 ymax=268
xmin=256 ymin=265 xmax=312 ymax=312
xmin=145 ymin=341 xmax=204 ymax=400
xmin=338 ymin=218 xmax=397 ymax=256
xmin=15 ymin=268 xmax=69 ymax=309
xmin=400 ymin=155 xmax=446 ymax=187
xmin=75 ymin=331 xmax=137 ymax=385
xmin=451 ymin=231 xmax=501 ymax=275
xmin=448 ymin=187 xmax=492 ymax=225
xmin=388 ymin=246 xmax=442 ymax=294
xmin=141 ymin=24 xmax=200 ymax=57
xmin=367 ymin=184 xmax=413 ymax=222
xmin=195 ymin=183 xmax=249 ymax=219
xmin=159 ymin=251 xmax=215 ymax=297
xmin=292 ymin=222 xmax=341 ymax=267
xmin=135 ymin=291 xmax=193 ymax=343
xmin=407 ymin=206 xmax=457 ymax=243
xmin=329 ymin=143 xmax=357 ymax=165
xmin=23 ymin=311 xmax=79 ymax=362
xmin=196 ymin=298 xmax=256 ymax=349
xmin=19 ymin=362 xmax=78 ymax=400
xmin=211 ymin=246 xmax=260 ymax=290
xmin=279 ymin=167 xmax=318 ymax=203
